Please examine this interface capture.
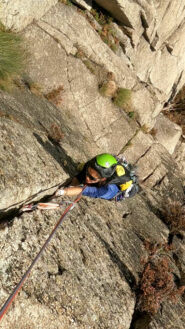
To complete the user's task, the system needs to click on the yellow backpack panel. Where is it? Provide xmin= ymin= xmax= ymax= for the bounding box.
xmin=116 ymin=165 xmax=125 ymax=176
xmin=120 ymin=180 xmax=133 ymax=191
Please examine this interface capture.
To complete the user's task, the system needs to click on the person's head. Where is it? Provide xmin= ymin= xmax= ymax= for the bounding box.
xmin=85 ymin=153 xmax=117 ymax=184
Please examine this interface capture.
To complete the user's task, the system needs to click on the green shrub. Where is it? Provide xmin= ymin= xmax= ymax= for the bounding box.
xmin=91 ymin=9 xmax=112 ymax=26
xmin=99 ymin=83 xmax=110 ymax=96
xmin=113 ymin=88 xmax=131 ymax=109
xmin=110 ymin=43 xmax=119 ymax=53
xmin=128 ymin=111 xmax=135 ymax=119
xmin=0 ymin=31 xmax=25 ymax=85
xmin=83 ymin=60 xmax=95 ymax=74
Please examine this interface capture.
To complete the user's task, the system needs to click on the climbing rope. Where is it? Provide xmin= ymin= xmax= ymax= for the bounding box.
xmin=0 ymin=187 xmax=86 ymax=322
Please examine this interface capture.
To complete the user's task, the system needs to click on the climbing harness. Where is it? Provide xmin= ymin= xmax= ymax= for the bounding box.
xmin=0 ymin=187 xmax=86 ymax=322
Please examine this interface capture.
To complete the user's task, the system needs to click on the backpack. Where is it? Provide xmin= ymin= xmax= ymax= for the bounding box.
xmin=109 ymin=155 xmax=139 ymax=201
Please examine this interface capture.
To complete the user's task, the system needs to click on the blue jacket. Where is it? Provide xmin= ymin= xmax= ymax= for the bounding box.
xmin=82 ymin=184 xmax=119 ymax=200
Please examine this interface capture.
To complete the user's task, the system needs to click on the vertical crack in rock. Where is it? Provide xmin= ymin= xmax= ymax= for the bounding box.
xmin=129 ymin=309 xmax=152 ymax=329
xmin=166 ymin=70 xmax=183 ymax=104
xmin=141 ymin=163 xmax=162 ymax=184
xmin=135 ymin=144 xmax=152 ymax=164
xmin=0 ymin=183 xmax=65 ymax=227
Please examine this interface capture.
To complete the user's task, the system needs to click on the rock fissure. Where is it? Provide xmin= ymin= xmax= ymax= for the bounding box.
xmin=135 ymin=144 xmax=152 ymax=164
xmin=34 ymin=21 xmax=69 ymax=56
xmin=41 ymin=19 xmax=73 ymax=44
xmin=79 ymin=97 xmax=100 ymax=111
xmin=141 ymin=163 xmax=163 ymax=184
xmin=0 ymin=182 xmax=61 ymax=225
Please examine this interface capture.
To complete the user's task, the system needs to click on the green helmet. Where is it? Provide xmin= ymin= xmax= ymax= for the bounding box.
xmin=96 ymin=154 xmax=117 ymax=168
xmin=93 ymin=153 xmax=117 ymax=178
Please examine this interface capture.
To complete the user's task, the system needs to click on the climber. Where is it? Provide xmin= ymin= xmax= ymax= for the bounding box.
xmin=55 ymin=153 xmax=139 ymax=201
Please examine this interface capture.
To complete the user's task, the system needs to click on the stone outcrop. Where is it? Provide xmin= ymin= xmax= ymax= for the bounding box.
xmin=22 ymin=2 xmax=161 ymax=132
xmin=0 ymin=81 xmax=184 ymax=329
xmin=0 ymin=1 xmax=184 ymax=328
xmin=0 ymin=0 xmax=58 ymax=31
xmin=0 ymin=88 xmax=77 ymax=211
xmin=1 ymin=0 xmax=184 ymax=135
xmin=153 ymin=114 xmax=182 ymax=155
xmin=173 ymin=141 xmax=185 ymax=177
xmin=0 ymin=2 xmax=183 ymax=210
xmin=94 ymin=0 xmax=185 ymax=103
xmin=72 ymin=0 xmax=92 ymax=11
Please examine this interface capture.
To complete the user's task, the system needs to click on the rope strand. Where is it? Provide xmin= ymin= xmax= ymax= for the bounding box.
xmin=0 ymin=187 xmax=85 ymax=322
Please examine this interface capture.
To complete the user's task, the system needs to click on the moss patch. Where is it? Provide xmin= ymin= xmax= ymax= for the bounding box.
xmin=83 ymin=60 xmax=95 ymax=74
xmin=0 ymin=31 xmax=26 ymax=90
xmin=113 ymin=88 xmax=132 ymax=109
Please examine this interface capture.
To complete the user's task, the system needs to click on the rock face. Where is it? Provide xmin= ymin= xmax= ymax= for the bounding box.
xmin=94 ymin=0 xmax=185 ymax=103
xmin=0 ymin=1 xmax=184 ymax=329
xmin=153 ymin=114 xmax=182 ymax=155
xmin=173 ymin=141 xmax=185 ymax=177
xmin=0 ymin=199 xmax=138 ymax=329
xmin=0 ymin=89 xmax=71 ymax=211
xmin=1 ymin=0 xmax=185 ymax=134
xmin=0 ymin=0 xmax=58 ymax=31
xmin=72 ymin=0 xmax=92 ymax=10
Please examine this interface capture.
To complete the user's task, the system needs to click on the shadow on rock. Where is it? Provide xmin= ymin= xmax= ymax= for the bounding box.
xmin=33 ymin=133 xmax=77 ymax=177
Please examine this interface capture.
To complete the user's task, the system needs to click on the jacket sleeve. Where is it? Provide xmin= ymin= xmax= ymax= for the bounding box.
xmin=82 ymin=184 xmax=119 ymax=200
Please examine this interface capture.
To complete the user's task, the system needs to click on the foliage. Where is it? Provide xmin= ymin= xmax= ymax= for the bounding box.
xmin=44 ymin=86 xmax=64 ymax=107
xmin=161 ymin=200 xmax=185 ymax=234
xmin=83 ymin=60 xmax=95 ymax=74
xmin=0 ymin=31 xmax=25 ymax=87
xmin=75 ymin=48 xmax=85 ymax=59
xmin=75 ymin=49 xmax=96 ymax=74
xmin=164 ymin=85 xmax=185 ymax=135
xmin=59 ymin=0 xmax=72 ymax=5
xmin=99 ymin=82 xmax=109 ymax=96
xmin=138 ymin=242 xmax=185 ymax=315
xmin=128 ymin=111 xmax=135 ymax=119
xmin=110 ymin=43 xmax=119 ymax=53
xmin=48 ymin=123 xmax=64 ymax=143
xmin=28 ymin=82 xmax=43 ymax=97
xmin=113 ymin=88 xmax=131 ymax=109
xmin=91 ymin=9 xmax=113 ymax=26
xmin=98 ymin=24 xmax=119 ymax=52
xmin=90 ymin=9 xmax=119 ymax=53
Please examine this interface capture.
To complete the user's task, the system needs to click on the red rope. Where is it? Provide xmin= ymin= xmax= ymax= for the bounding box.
xmin=0 ymin=187 xmax=85 ymax=322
